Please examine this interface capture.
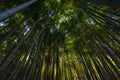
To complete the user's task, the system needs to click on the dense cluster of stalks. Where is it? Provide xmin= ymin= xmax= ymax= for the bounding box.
xmin=0 ymin=0 xmax=120 ymax=80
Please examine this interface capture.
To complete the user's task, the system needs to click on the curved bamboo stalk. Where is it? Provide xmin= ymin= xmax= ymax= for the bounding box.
xmin=0 ymin=0 xmax=37 ymax=22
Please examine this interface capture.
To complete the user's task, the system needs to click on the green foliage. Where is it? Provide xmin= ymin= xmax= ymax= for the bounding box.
xmin=0 ymin=0 xmax=120 ymax=80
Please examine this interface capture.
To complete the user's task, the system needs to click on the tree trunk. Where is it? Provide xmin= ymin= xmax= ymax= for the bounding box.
xmin=86 ymin=0 xmax=120 ymax=8
xmin=0 ymin=0 xmax=37 ymax=22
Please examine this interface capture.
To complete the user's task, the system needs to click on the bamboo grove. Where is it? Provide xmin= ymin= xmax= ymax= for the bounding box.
xmin=0 ymin=0 xmax=120 ymax=80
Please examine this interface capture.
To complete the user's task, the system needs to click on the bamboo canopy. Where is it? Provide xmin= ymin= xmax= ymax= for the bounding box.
xmin=0 ymin=0 xmax=120 ymax=80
